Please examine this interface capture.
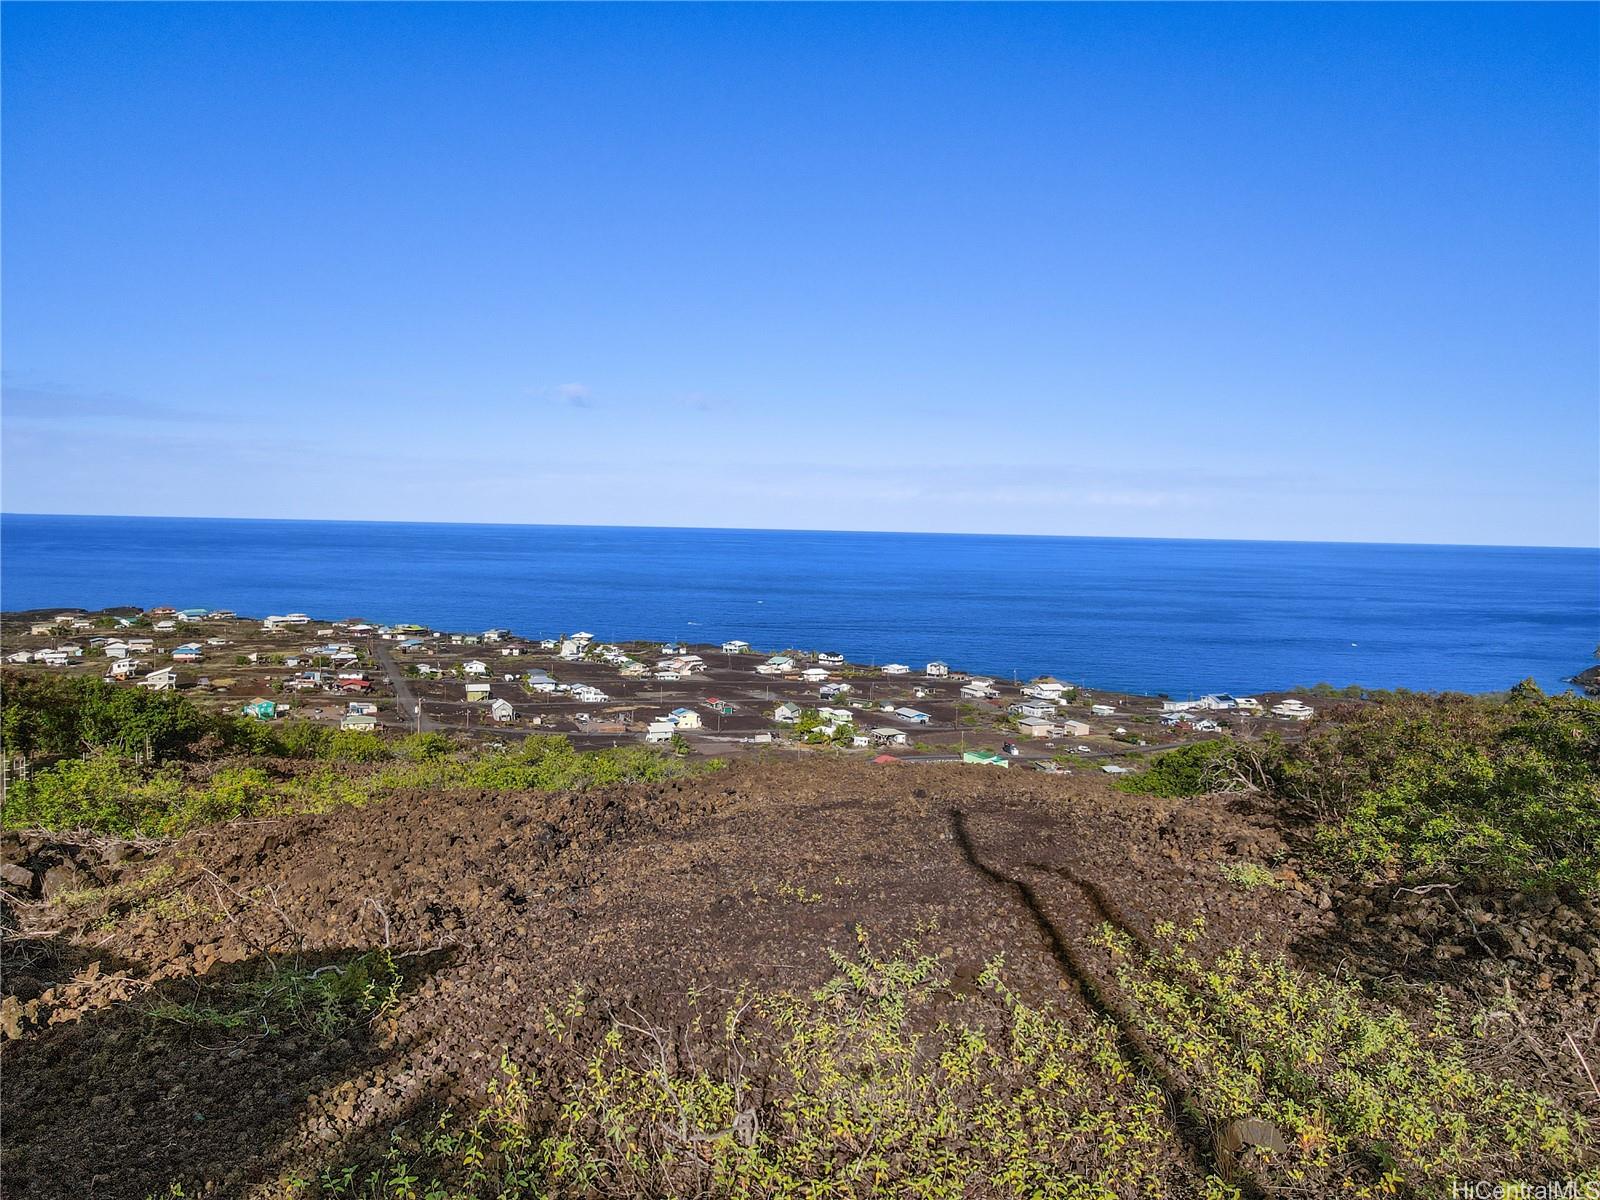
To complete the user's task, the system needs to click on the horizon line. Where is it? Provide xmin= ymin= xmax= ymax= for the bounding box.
xmin=2 ymin=509 xmax=1596 ymax=554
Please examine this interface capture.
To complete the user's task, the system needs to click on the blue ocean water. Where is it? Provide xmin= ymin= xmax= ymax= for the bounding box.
xmin=2 ymin=514 xmax=1596 ymax=697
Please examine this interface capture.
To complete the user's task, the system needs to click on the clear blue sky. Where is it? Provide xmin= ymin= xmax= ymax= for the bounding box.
xmin=3 ymin=2 xmax=1596 ymax=546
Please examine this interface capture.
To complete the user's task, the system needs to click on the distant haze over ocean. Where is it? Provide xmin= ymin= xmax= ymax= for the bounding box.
xmin=3 ymin=514 xmax=1596 ymax=697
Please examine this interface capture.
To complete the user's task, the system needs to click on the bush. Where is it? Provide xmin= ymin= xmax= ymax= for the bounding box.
xmin=1113 ymin=740 xmax=1237 ymax=797
xmin=1270 ymin=685 xmax=1600 ymax=894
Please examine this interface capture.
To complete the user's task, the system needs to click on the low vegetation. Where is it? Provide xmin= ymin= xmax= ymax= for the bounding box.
xmin=147 ymin=949 xmax=401 ymax=1040
xmin=1114 ymin=685 xmax=1600 ymax=896
xmin=1 ymin=672 xmax=720 ymax=837
xmin=201 ymin=926 xmax=1593 ymax=1199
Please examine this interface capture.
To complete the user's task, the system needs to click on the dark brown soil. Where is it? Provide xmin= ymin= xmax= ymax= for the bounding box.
xmin=2 ymin=760 xmax=1593 ymax=1198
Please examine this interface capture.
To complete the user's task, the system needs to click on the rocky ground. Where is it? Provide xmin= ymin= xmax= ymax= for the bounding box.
xmin=3 ymin=759 xmax=1596 ymax=1198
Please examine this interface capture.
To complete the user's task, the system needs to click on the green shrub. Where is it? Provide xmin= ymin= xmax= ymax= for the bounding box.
xmin=1272 ymin=685 xmax=1600 ymax=893
xmin=1113 ymin=740 xmax=1237 ymax=797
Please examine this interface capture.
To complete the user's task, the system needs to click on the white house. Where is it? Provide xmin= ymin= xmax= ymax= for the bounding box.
xmin=645 ymin=720 xmax=677 ymax=744
xmin=668 ymin=707 xmax=702 ymax=730
xmin=925 ymin=662 xmax=949 ymax=678
xmin=341 ymin=712 xmax=379 ymax=732
xmin=960 ymin=679 xmax=998 ymax=700
xmin=871 ymin=727 xmax=909 ymax=746
xmin=895 ymin=707 xmax=931 ymax=724
xmin=1023 ymin=681 xmax=1067 ymax=700
xmin=489 ymin=698 xmax=516 ymax=723
xmin=1010 ymin=701 xmax=1057 ymax=720
xmin=347 ymin=701 xmax=379 ymax=716
xmin=1090 ymin=704 xmax=1116 ymax=717
xmin=1272 ymin=699 xmax=1315 ymax=721
xmin=800 ymin=667 xmax=830 ymax=683
xmin=5 ymin=650 xmax=33 ymax=665
xmin=817 ymin=706 xmax=853 ymax=725
xmin=818 ymin=652 xmax=844 ymax=666
xmin=559 ymin=639 xmax=583 ymax=660
xmin=773 ymin=702 xmax=803 ymax=724
xmin=463 ymin=659 xmax=488 ymax=676
xmin=881 ymin=663 xmax=910 ymax=675
xmin=721 ymin=639 xmax=751 ymax=655
xmin=107 ymin=657 xmax=147 ymax=679
xmin=137 ymin=667 xmax=178 ymax=691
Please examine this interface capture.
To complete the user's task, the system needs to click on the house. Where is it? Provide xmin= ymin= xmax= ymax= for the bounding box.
xmin=107 ymin=657 xmax=147 ymax=679
xmin=338 ymin=677 xmax=373 ymax=693
xmin=618 ymin=660 xmax=649 ymax=677
xmin=962 ymin=749 xmax=1010 ymax=768
xmin=819 ymin=682 xmax=852 ymax=700
xmin=35 ymin=649 xmax=70 ymax=667
xmin=1017 ymin=717 xmax=1057 ymax=738
xmin=28 ymin=621 xmax=58 ymax=636
xmin=138 ymin=667 xmax=179 ymax=691
xmin=817 ymin=706 xmax=853 ymax=725
xmin=5 ymin=650 xmax=33 ymax=665
xmin=800 ymin=667 xmax=830 ymax=683
xmin=1234 ymin=697 xmax=1263 ymax=713
xmin=126 ymin=638 xmax=154 ymax=652
xmin=177 ymin=607 xmax=209 ymax=620
xmin=668 ymin=707 xmax=702 ymax=730
xmin=172 ymin=644 xmax=204 ymax=663
xmin=817 ymin=652 xmax=844 ymax=666
xmin=881 ymin=663 xmax=910 ymax=675
xmin=558 ymin=639 xmax=583 ymax=660
xmin=645 ymin=720 xmax=677 ymax=744
xmin=347 ymin=701 xmax=379 ymax=716
xmin=756 ymin=655 xmax=796 ymax=676
xmin=1059 ymin=719 xmax=1091 ymax=738
xmin=871 ymin=727 xmax=909 ymax=746
xmin=489 ymin=698 xmax=516 ymax=723
xmin=1090 ymin=704 xmax=1116 ymax=717
xmin=482 ymin=628 xmax=509 ymax=643
xmin=925 ymin=662 xmax=949 ymax=678
xmin=960 ymin=679 xmax=998 ymax=700
xmin=894 ymin=707 xmax=931 ymax=724
xmin=570 ymin=684 xmax=609 ymax=704
xmin=525 ymin=670 xmax=559 ymax=693
xmin=241 ymin=697 xmax=278 ymax=720
xmin=721 ymin=639 xmax=751 ymax=655
xmin=1272 ymin=699 xmax=1315 ymax=721
xmin=1023 ymin=681 xmax=1067 ymax=700
xmin=773 ymin=703 xmax=803 ymax=724
xmin=340 ymin=712 xmax=378 ymax=732
xmin=1010 ymin=701 xmax=1057 ymax=720
xmin=463 ymin=659 xmax=488 ymax=676
xmin=263 ymin=613 xmax=311 ymax=630
xmin=704 ymin=697 xmax=735 ymax=716
xmin=465 ymin=682 xmax=492 ymax=702
xmin=103 ymin=641 xmax=131 ymax=658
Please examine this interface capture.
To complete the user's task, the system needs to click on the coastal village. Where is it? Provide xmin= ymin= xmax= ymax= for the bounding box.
xmin=0 ymin=605 xmax=1317 ymax=770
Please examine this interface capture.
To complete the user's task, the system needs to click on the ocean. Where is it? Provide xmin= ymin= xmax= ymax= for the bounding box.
xmin=2 ymin=513 xmax=1596 ymax=697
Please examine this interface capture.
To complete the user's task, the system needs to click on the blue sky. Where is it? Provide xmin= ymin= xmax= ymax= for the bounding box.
xmin=3 ymin=2 xmax=1596 ymax=546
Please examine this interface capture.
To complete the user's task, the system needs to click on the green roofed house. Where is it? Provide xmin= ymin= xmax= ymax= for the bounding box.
xmin=242 ymin=698 xmax=279 ymax=720
xmin=962 ymin=749 xmax=1010 ymax=768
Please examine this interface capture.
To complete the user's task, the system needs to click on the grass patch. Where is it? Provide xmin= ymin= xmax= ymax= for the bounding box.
xmin=146 ymin=949 xmax=401 ymax=1040
xmin=3 ymin=735 xmax=723 ymax=838
xmin=230 ymin=928 xmax=1592 ymax=1199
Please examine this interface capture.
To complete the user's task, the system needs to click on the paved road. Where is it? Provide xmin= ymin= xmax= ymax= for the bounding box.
xmin=370 ymin=639 xmax=443 ymax=732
